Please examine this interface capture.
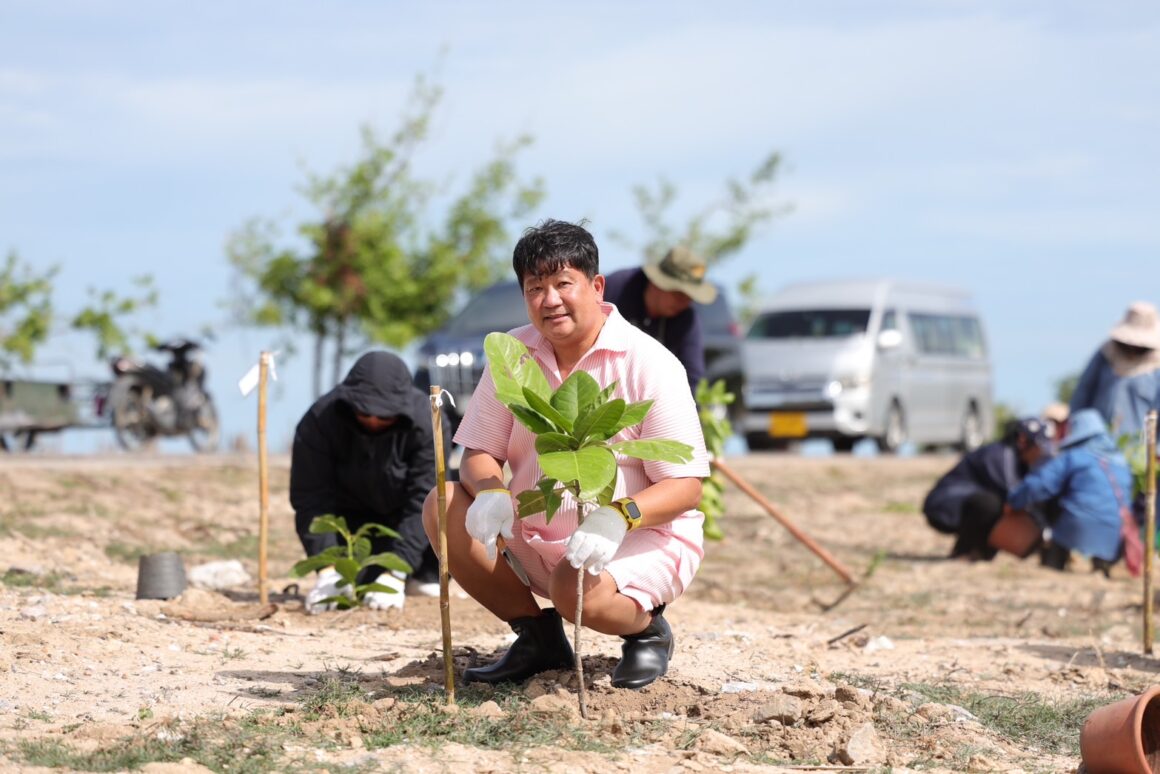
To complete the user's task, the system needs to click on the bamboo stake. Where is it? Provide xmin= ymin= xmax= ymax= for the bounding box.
xmin=257 ymin=351 xmax=270 ymax=606
xmin=712 ymin=458 xmax=855 ymax=585
xmin=1145 ymin=410 xmax=1157 ymax=655
xmin=574 ymin=502 xmax=589 ymax=720
xmin=430 ymin=386 xmax=455 ymax=704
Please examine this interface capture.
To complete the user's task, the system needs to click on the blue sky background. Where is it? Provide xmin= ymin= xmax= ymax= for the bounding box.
xmin=2 ymin=1 xmax=1157 ymax=453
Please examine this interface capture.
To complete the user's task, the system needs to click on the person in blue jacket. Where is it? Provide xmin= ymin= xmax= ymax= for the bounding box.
xmin=1006 ymin=408 xmax=1133 ymax=570
xmin=923 ymin=417 xmax=1053 ymax=560
xmin=602 ymin=246 xmax=717 ymax=394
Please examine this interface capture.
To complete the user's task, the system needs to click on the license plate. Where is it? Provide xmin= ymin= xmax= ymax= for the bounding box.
xmin=769 ymin=412 xmax=808 ymax=438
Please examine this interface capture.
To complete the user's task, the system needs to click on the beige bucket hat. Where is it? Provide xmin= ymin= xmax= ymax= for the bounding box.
xmin=1109 ymin=301 xmax=1160 ymax=350
xmin=642 ymin=246 xmax=718 ymax=305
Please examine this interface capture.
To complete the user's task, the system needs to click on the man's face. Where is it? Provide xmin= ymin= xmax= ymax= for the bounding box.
xmin=645 ymin=283 xmax=694 ymax=318
xmin=354 ymin=412 xmax=399 ymax=433
xmin=522 ymin=266 xmax=606 ymax=348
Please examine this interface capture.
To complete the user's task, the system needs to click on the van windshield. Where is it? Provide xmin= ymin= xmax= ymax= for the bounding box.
xmin=747 ymin=309 xmax=872 ymax=339
xmin=443 ymin=283 xmax=528 ymax=335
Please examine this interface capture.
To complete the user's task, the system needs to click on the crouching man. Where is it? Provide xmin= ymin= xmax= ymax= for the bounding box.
xmin=422 ymin=219 xmax=709 ymax=689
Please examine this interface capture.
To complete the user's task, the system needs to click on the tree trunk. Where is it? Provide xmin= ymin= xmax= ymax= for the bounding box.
xmin=333 ymin=320 xmax=346 ymax=389
xmin=312 ymin=329 xmax=325 ymax=399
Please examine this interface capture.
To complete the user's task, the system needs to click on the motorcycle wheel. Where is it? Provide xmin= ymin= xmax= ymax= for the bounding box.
xmin=112 ymin=388 xmax=153 ymax=452
xmin=188 ymin=399 xmax=220 ymax=453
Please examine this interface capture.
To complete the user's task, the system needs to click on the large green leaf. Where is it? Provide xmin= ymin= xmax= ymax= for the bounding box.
xmin=363 ymin=553 xmax=413 ymax=575
xmin=523 ymin=387 xmax=570 ymax=432
xmin=484 ymin=332 xmax=532 ymax=409
xmin=289 ymin=554 xmax=336 ymax=578
xmin=334 ymin=558 xmax=361 ymax=585
xmin=551 ymin=371 xmax=601 ymax=425
xmin=510 ymin=404 xmax=557 ymax=434
xmin=516 ymin=480 xmax=564 ymax=521
xmin=535 ymin=432 xmax=576 ymax=453
xmin=610 ymin=399 xmax=653 ymax=435
xmin=351 ymin=536 xmax=372 ymax=562
xmin=574 ymin=399 xmax=626 ymax=442
xmin=610 ymin=439 xmax=695 ymax=464
xmin=353 ymin=523 xmax=402 ymax=541
xmin=308 ymin=514 xmax=348 ymax=537
xmin=539 ymin=446 xmax=617 ymax=500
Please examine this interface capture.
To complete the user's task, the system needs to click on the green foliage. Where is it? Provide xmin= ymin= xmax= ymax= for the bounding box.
xmin=1055 ymin=372 xmax=1079 ymax=404
xmin=227 ymin=70 xmax=545 ymax=392
xmin=610 ymin=151 xmax=788 ymax=316
xmin=69 ymin=275 xmax=159 ymax=359
xmin=0 ymin=251 xmax=56 ymax=369
xmin=486 ymin=332 xmax=693 ymax=522
xmin=991 ymin=401 xmax=1017 ymax=441
xmin=695 ymin=378 xmax=735 ymax=540
xmin=289 ymin=514 xmax=411 ymax=609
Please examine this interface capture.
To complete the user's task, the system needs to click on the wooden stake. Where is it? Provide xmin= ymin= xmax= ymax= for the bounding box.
xmin=712 ymin=458 xmax=855 ymax=585
xmin=430 ymin=386 xmax=455 ymax=704
xmin=257 ymin=352 xmax=271 ymax=606
xmin=574 ymin=502 xmax=589 ymax=720
xmin=1145 ymin=410 xmax=1157 ymax=655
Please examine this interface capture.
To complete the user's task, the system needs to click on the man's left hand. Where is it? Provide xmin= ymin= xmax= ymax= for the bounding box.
xmin=565 ymin=506 xmax=628 ymax=575
xmin=364 ymin=571 xmax=406 ymax=611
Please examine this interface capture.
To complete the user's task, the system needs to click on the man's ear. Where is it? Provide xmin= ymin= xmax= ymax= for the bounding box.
xmin=593 ymin=273 xmax=605 ymax=301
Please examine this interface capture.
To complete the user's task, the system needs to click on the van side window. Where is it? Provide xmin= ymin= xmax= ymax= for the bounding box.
xmin=881 ymin=310 xmax=897 ymax=331
xmin=908 ymin=313 xmax=986 ymax=358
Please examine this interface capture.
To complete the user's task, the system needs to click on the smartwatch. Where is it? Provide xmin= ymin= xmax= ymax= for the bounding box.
xmin=611 ymin=497 xmax=643 ymax=531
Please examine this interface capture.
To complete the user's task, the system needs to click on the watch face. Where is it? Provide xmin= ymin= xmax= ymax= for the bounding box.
xmin=624 ymin=500 xmax=642 ymax=521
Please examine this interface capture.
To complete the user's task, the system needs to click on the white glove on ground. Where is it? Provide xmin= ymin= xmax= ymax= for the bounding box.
xmin=466 ymin=488 xmax=515 ymax=560
xmin=305 ymin=568 xmax=354 ymax=614
xmin=564 ymin=506 xmax=628 ymax=576
xmin=364 ymin=570 xmax=405 ymax=611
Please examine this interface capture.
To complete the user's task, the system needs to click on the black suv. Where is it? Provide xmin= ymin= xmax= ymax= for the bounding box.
xmin=414 ymin=280 xmax=744 ymax=429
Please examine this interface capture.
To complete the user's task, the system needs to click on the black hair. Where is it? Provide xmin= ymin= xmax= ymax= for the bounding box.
xmin=512 ymin=219 xmax=599 ymax=287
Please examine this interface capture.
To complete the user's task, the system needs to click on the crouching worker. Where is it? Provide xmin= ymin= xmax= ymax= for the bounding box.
xmin=422 ymin=220 xmax=710 ymax=690
xmin=922 ymin=417 xmax=1053 ymax=560
xmin=1006 ymin=408 xmax=1134 ymax=572
xmin=291 ymin=352 xmax=443 ymax=613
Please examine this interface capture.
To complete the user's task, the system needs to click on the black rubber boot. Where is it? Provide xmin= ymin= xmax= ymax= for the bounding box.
xmin=464 ymin=608 xmax=573 ymax=685
xmin=611 ymin=605 xmax=674 ymax=690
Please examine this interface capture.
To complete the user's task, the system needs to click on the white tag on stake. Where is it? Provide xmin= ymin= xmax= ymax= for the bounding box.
xmin=238 ymin=352 xmax=279 ymax=398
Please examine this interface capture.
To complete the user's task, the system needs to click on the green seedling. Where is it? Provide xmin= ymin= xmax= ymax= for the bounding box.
xmin=695 ymin=377 xmax=734 ymax=541
xmin=289 ymin=515 xmax=412 ymax=609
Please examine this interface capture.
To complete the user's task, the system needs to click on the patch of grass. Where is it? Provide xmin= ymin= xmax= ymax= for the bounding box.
xmin=159 ymin=486 xmax=184 ymax=503
xmin=104 ymin=542 xmax=146 ymax=564
xmin=902 ymin=682 xmax=1122 ymax=755
xmin=14 ymin=523 xmax=72 ymax=540
xmin=299 ymin=675 xmax=369 ymax=719
xmin=883 ymin=500 xmax=919 ymax=514
xmin=2 ymin=567 xmax=67 ymax=591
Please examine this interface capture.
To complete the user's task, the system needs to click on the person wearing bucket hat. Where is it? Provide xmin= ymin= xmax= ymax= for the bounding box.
xmin=1070 ymin=301 xmax=1160 ymax=438
xmin=603 ymin=246 xmax=719 ymax=393
xmin=290 ymin=351 xmax=449 ymax=613
xmin=922 ymin=416 xmax=1054 ymax=560
xmin=1006 ymin=408 xmax=1133 ymax=570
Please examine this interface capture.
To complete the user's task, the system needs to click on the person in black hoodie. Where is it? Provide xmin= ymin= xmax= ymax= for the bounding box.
xmin=290 ymin=351 xmax=441 ymax=613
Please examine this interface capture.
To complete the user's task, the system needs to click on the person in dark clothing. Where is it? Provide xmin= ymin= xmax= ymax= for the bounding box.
xmin=290 ymin=351 xmax=442 ymax=613
xmin=922 ymin=417 xmax=1053 ymax=560
xmin=603 ymin=246 xmax=717 ymax=394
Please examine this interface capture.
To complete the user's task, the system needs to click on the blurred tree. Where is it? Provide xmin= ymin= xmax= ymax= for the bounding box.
xmin=70 ymin=275 xmax=159 ymax=360
xmin=611 ymin=151 xmax=789 ymax=322
xmin=1055 ymin=372 xmax=1079 ymax=404
xmin=227 ymin=73 xmax=545 ymax=396
xmin=0 ymin=251 xmax=56 ymax=370
xmin=991 ymin=401 xmax=1017 ymax=441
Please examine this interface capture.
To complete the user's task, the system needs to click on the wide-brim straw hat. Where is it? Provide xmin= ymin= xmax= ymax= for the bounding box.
xmin=1109 ymin=301 xmax=1160 ymax=350
xmin=642 ymin=246 xmax=718 ymax=305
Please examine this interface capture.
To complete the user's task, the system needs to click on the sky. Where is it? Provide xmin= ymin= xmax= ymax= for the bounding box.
xmin=2 ymin=1 xmax=1158 ymax=453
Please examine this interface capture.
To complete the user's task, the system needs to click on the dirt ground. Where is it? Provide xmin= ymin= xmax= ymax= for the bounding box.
xmin=0 ymin=452 xmax=1154 ymax=773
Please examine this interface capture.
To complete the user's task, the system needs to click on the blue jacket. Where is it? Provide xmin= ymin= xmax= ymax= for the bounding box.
xmin=1070 ymin=348 xmax=1160 ymax=438
xmin=923 ymin=441 xmax=1024 ymax=533
xmin=603 ymin=268 xmax=704 ymax=394
xmin=1007 ymin=434 xmax=1132 ymax=562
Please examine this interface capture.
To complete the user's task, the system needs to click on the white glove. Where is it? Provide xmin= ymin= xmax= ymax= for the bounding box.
xmin=564 ymin=506 xmax=628 ymax=576
xmin=305 ymin=568 xmax=354 ymax=614
xmin=364 ymin=571 xmax=405 ymax=611
xmin=466 ymin=488 xmax=515 ymax=560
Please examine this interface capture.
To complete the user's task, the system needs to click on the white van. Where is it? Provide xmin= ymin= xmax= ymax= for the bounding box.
xmin=741 ymin=279 xmax=993 ymax=453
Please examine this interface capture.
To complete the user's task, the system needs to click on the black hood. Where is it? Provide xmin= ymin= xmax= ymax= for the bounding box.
xmin=333 ymin=352 xmax=420 ymax=425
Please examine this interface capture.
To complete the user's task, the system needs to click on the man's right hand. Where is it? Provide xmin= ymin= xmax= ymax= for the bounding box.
xmin=304 ymin=568 xmax=354 ymax=614
xmin=465 ymin=488 xmax=515 ymax=560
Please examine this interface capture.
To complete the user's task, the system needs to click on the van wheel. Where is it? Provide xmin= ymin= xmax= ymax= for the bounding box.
xmin=832 ymin=436 xmax=859 ymax=453
xmin=746 ymin=433 xmax=790 ymax=452
xmin=877 ymin=402 xmax=907 ymax=454
xmin=959 ymin=405 xmax=985 ymax=452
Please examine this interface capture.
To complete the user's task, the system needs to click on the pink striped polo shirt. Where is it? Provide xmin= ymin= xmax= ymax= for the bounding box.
xmin=454 ymin=302 xmax=710 ymax=604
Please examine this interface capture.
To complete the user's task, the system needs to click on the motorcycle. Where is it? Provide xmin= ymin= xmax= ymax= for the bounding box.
xmin=107 ymin=339 xmax=220 ymax=452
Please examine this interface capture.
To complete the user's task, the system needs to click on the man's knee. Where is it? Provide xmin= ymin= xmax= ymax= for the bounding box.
xmin=422 ymin=483 xmax=470 ymax=537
